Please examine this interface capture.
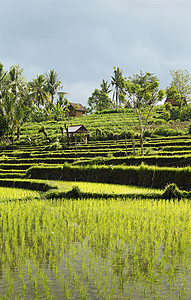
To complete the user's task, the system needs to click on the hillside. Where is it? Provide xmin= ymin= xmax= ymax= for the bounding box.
xmin=0 ymin=107 xmax=191 ymax=194
xmin=2 ymin=106 xmax=189 ymax=148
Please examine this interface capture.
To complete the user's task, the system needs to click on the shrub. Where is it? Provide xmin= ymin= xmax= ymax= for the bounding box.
xmin=153 ymin=126 xmax=180 ymax=137
xmin=66 ymin=186 xmax=82 ymax=199
xmin=162 ymin=183 xmax=182 ymax=200
xmin=188 ymin=124 xmax=191 ymax=134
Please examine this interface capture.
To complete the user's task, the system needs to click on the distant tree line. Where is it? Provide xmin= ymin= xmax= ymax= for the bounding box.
xmin=1 ymin=61 xmax=191 ymax=150
xmin=88 ymin=68 xmax=191 ymax=155
xmin=88 ymin=67 xmax=191 ymax=112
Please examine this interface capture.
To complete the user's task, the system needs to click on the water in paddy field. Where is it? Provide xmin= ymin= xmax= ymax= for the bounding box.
xmin=0 ymin=199 xmax=191 ymax=299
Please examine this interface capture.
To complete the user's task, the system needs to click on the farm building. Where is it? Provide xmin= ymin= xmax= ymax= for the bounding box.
xmin=66 ymin=102 xmax=87 ymax=117
xmin=65 ymin=125 xmax=89 ymax=144
xmin=165 ymin=97 xmax=187 ymax=107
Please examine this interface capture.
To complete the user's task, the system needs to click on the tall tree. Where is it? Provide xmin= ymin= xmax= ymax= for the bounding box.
xmin=1 ymin=65 xmax=29 ymax=141
xmin=1 ymin=91 xmax=16 ymax=140
xmin=125 ymin=71 xmax=165 ymax=156
xmin=45 ymin=70 xmax=62 ymax=103
xmin=170 ymin=69 xmax=191 ymax=101
xmin=8 ymin=65 xmax=27 ymax=97
xmin=111 ymin=66 xmax=126 ymax=108
xmin=100 ymin=79 xmax=112 ymax=94
xmin=0 ymin=65 xmax=31 ymax=142
xmin=88 ymin=89 xmax=111 ymax=111
xmin=0 ymin=63 xmax=7 ymax=99
xmin=0 ymin=107 xmax=8 ymax=138
xmin=166 ymin=84 xmax=184 ymax=111
xmin=56 ymin=91 xmax=69 ymax=108
xmin=29 ymin=74 xmax=49 ymax=107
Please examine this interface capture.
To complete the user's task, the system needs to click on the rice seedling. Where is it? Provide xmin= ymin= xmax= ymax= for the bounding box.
xmin=0 ymin=187 xmax=40 ymax=201
xmin=58 ymin=181 xmax=162 ymax=195
xmin=0 ymin=197 xmax=191 ymax=298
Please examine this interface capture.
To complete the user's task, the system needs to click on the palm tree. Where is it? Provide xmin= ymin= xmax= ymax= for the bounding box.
xmin=0 ymin=63 xmax=7 ymax=90
xmin=2 ymin=91 xmax=16 ymax=140
xmin=1 ymin=66 xmax=29 ymax=142
xmin=45 ymin=70 xmax=62 ymax=103
xmin=29 ymin=75 xmax=49 ymax=107
xmin=56 ymin=91 xmax=69 ymax=107
xmin=111 ymin=66 xmax=124 ymax=108
xmin=8 ymin=65 xmax=27 ymax=97
xmin=100 ymin=79 xmax=112 ymax=94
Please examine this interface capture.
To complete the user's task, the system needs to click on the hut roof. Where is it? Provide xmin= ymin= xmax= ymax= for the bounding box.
xmin=69 ymin=102 xmax=86 ymax=112
xmin=65 ymin=125 xmax=89 ymax=134
xmin=165 ymin=97 xmax=187 ymax=106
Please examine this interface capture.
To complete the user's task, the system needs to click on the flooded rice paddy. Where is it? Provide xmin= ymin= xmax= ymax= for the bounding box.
xmin=0 ymin=197 xmax=191 ymax=299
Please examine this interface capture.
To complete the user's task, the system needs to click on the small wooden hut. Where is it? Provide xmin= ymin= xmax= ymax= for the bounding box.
xmin=65 ymin=125 xmax=89 ymax=144
xmin=66 ymin=102 xmax=87 ymax=117
xmin=165 ymin=97 xmax=187 ymax=107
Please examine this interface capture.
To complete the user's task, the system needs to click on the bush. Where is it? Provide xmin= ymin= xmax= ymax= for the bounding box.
xmin=162 ymin=183 xmax=182 ymax=200
xmin=153 ymin=126 xmax=181 ymax=137
xmin=188 ymin=124 xmax=191 ymax=134
xmin=66 ymin=186 xmax=82 ymax=199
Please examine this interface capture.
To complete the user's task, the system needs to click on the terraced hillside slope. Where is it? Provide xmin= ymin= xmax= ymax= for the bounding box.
xmin=0 ymin=107 xmax=191 ymax=191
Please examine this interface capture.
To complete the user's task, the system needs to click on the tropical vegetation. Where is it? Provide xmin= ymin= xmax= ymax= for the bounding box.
xmin=1 ymin=63 xmax=191 ymax=299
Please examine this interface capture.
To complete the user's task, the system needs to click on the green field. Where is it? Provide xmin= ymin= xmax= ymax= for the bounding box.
xmin=58 ymin=180 xmax=162 ymax=195
xmin=0 ymin=187 xmax=40 ymax=200
xmin=0 ymin=108 xmax=191 ymax=299
xmin=0 ymin=197 xmax=191 ymax=299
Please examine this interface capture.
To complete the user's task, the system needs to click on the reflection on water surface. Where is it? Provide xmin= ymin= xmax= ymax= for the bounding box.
xmin=0 ymin=198 xmax=191 ymax=299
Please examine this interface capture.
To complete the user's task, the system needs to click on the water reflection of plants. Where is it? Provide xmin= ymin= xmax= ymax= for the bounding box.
xmin=0 ymin=198 xmax=191 ymax=299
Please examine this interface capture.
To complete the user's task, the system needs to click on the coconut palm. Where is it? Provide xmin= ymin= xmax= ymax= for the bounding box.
xmin=1 ymin=91 xmax=16 ymax=140
xmin=100 ymin=79 xmax=112 ymax=94
xmin=1 ymin=65 xmax=29 ymax=141
xmin=8 ymin=65 xmax=27 ymax=97
xmin=45 ymin=69 xmax=62 ymax=103
xmin=29 ymin=74 xmax=49 ymax=107
xmin=0 ymin=63 xmax=7 ymax=94
xmin=111 ymin=66 xmax=125 ymax=108
xmin=56 ymin=90 xmax=70 ymax=108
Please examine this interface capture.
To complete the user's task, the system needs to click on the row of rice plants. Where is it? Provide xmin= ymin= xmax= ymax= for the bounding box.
xmin=4 ymin=126 xmax=191 ymax=157
xmin=1 ymin=146 xmax=191 ymax=163
xmin=0 ymin=187 xmax=40 ymax=201
xmin=56 ymin=181 xmax=162 ymax=196
xmin=27 ymin=162 xmax=191 ymax=190
xmin=0 ymin=198 xmax=191 ymax=299
xmin=80 ymin=153 xmax=191 ymax=168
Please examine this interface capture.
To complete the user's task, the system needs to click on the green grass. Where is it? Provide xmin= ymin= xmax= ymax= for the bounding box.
xmin=0 ymin=198 xmax=191 ymax=299
xmin=53 ymin=180 xmax=162 ymax=195
xmin=0 ymin=187 xmax=40 ymax=201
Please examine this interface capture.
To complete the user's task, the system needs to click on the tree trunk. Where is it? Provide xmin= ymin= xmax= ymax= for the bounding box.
xmin=140 ymin=134 xmax=144 ymax=156
xmin=136 ymin=108 xmax=144 ymax=156
xmin=60 ymin=126 xmax=64 ymax=141
xmin=16 ymin=126 xmax=20 ymax=140
xmin=38 ymin=126 xmax=48 ymax=139
xmin=116 ymin=87 xmax=118 ymax=108
xmin=64 ymin=124 xmax=69 ymax=146
xmin=131 ymin=134 xmax=136 ymax=156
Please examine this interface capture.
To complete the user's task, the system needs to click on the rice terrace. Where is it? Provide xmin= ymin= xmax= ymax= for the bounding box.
xmin=1 ymin=66 xmax=191 ymax=299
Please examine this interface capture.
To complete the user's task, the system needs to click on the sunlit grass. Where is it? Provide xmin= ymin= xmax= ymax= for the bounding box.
xmin=0 ymin=187 xmax=40 ymax=201
xmin=51 ymin=180 xmax=163 ymax=195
